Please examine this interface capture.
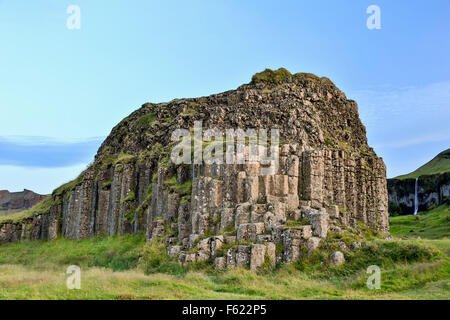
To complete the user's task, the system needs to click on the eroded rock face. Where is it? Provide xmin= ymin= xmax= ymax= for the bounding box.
xmin=167 ymin=245 xmax=182 ymax=258
xmin=0 ymin=190 xmax=46 ymax=213
xmin=307 ymin=211 xmax=329 ymax=238
xmin=0 ymin=69 xmax=389 ymax=271
xmin=306 ymin=237 xmax=321 ymax=254
xmin=214 ymin=257 xmax=226 ymax=270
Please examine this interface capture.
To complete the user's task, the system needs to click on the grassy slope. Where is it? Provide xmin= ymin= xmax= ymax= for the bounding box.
xmin=395 ymin=148 xmax=450 ymax=179
xmin=0 ymin=235 xmax=448 ymax=299
xmin=390 ymin=204 xmax=450 ymax=239
xmin=0 ymin=209 xmax=22 ymax=217
xmin=0 ymin=196 xmax=51 ymax=224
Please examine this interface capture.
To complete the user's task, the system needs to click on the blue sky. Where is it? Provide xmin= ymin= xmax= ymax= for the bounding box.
xmin=0 ymin=0 xmax=449 ymax=194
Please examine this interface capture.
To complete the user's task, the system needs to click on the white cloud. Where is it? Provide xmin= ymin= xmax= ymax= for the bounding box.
xmin=1 ymin=135 xmax=105 ymax=145
xmin=350 ymin=81 xmax=450 ymax=129
xmin=372 ymin=132 xmax=450 ymax=149
xmin=347 ymin=81 xmax=450 ymax=178
xmin=349 ymin=81 xmax=450 ymax=147
xmin=0 ymin=135 xmax=103 ymax=168
xmin=0 ymin=164 xmax=87 ymax=194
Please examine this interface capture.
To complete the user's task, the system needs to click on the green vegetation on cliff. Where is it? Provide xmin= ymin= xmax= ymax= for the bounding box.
xmin=0 ymin=196 xmax=52 ymax=225
xmin=395 ymin=148 xmax=450 ymax=179
xmin=250 ymin=68 xmax=334 ymax=87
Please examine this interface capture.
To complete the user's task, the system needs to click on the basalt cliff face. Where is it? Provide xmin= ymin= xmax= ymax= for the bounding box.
xmin=388 ymin=173 xmax=450 ymax=215
xmin=0 ymin=69 xmax=389 ymax=269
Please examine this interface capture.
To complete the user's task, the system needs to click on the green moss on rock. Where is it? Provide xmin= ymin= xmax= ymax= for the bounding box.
xmin=251 ymin=68 xmax=292 ymax=84
xmin=135 ymin=113 xmax=156 ymax=130
xmin=122 ymin=191 xmax=135 ymax=204
xmin=102 ymin=180 xmax=112 ymax=190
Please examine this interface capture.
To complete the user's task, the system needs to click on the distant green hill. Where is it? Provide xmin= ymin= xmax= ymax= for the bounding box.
xmin=395 ymin=148 xmax=450 ymax=179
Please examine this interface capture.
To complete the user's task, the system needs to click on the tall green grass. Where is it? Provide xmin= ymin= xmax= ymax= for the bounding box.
xmin=0 ymin=233 xmax=145 ymax=271
xmin=0 ymin=233 xmax=448 ymax=299
xmin=390 ymin=204 xmax=450 ymax=239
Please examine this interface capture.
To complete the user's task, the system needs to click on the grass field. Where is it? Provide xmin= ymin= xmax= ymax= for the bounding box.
xmin=0 ymin=233 xmax=448 ymax=299
xmin=390 ymin=204 xmax=450 ymax=239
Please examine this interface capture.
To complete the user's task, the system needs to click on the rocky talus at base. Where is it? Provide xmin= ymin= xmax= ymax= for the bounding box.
xmin=0 ymin=68 xmax=389 ymax=270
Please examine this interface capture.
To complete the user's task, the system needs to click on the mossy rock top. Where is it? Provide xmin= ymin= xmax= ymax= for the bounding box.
xmin=251 ymin=68 xmax=292 ymax=84
xmin=250 ymin=67 xmax=335 ymax=87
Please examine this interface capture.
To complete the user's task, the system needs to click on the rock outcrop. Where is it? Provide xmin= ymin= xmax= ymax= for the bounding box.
xmin=0 ymin=68 xmax=389 ymax=269
xmin=0 ymin=189 xmax=46 ymax=214
xmin=329 ymin=251 xmax=345 ymax=265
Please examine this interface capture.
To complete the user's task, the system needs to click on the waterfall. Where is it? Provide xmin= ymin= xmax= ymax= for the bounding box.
xmin=413 ymin=177 xmax=419 ymax=215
